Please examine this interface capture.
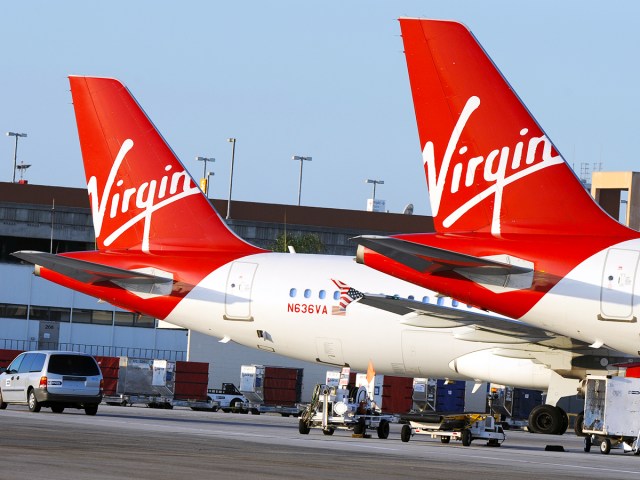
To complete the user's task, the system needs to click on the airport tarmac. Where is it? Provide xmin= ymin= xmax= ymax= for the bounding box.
xmin=0 ymin=405 xmax=638 ymax=480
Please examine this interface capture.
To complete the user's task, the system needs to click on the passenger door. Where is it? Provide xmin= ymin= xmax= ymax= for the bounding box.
xmin=13 ymin=353 xmax=39 ymax=402
xmin=224 ymin=262 xmax=257 ymax=321
xmin=1 ymin=354 xmax=25 ymax=402
xmin=600 ymin=248 xmax=639 ymax=321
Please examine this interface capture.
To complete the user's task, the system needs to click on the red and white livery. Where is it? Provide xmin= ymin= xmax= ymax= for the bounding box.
xmin=356 ymin=18 xmax=640 ymax=356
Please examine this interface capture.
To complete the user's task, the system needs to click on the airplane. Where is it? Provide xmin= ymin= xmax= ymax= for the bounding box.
xmin=9 ymin=76 xmax=631 ymax=436
xmin=355 ymin=17 xmax=640 ymax=408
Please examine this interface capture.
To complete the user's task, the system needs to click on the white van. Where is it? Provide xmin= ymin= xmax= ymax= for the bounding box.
xmin=0 ymin=351 xmax=103 ymax=415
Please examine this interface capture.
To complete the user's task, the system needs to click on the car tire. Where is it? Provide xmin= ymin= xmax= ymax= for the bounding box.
xmin=84 ymin=405 xmax=99 ymax=416
xmin=51 ymin=405 xmax=65 ymax=414
xmin=28 ymin=389 xmax=41 ymax=413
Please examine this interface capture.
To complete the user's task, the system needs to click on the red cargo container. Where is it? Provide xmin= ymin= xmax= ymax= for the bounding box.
xmin=174 ymin=361 xmax=209 ymax=401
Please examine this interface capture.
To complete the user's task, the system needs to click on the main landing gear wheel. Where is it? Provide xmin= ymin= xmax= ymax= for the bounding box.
xmin=322 ymin=428 xmax=334 ymax=436
xmin=528 ymin=405 xmax=566 ymax=435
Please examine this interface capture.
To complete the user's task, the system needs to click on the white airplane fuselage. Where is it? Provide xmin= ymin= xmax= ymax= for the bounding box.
xmin=163 ymin=252 xmax=553 ymax=389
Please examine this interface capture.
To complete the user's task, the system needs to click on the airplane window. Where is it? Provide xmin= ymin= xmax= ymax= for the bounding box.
xmin=422 ymin=296 xmax=430 ymax=303
xmin=304 ymin=289 xmax=311 ymax=298
xmin=289 ymin=288 xmax=297 ymax=298
xmin=408 ymin=295 xmax=415 ymax=300
xmin=333 ymin=291 xmax=340 ymax=300
xmin=452 ymin=300 xmax=459 ymax=307
xmin=437 ymin=297 xmax=444 ymax=306
xmin=319 ymin=290 xmax=326 ymax=299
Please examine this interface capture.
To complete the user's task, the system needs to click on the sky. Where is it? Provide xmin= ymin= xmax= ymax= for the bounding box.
xmin=2 ymin=1 xmax=640 ymax=216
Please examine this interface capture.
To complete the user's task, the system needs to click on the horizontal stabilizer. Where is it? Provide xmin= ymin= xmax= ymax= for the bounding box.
xmin=355 ymin=236 xmax=531 ymax=275
xmin=12 ymin=251 xmax=173 ymax=286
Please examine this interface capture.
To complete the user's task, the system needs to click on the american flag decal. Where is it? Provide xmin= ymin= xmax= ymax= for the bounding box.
xmin=331 ymin=279 xmax=364 ymax=311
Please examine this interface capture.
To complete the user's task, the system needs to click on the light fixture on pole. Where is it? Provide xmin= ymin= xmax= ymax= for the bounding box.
xmin=7 ymin=131 xmax=27 ymax=183
xmin=206 ymin=171 xmax=215 ymax=198
xmin=227 ymin=138 xmax=236 ymax=219
xmin=195 ymin=156 xmax=215 ymax=193
xmin=16 ymin=161 xmax=31 ymax=182
xmin=292 ymin=155 xmax=312 ymax=206
xmin=366 ymin=179 xmax=384 ymax=200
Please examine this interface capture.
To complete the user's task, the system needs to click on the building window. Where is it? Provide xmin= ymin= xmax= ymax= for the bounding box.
xmin=49 ymin=307 xmax=71 ymax=322
xmin=0 ymin=303 xmax=28 ymax=319
xmin=28 ymin=305 xmax=71 ymax=322
xmin=92 ymin=310 xmax=114 ymax=326
xmin=71 ymin=309 xmax=92 ymax=324
xmin=135 ymin=315 xmax=156 ymax=328
xmin=28 ymin=306 xmax=50 ymax=321
xmin=114 ymin=312 xmax=135 ymax=327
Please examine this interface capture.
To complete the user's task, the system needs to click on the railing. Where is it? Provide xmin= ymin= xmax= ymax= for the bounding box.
xmin=0 ymin=339 xmax=186 ymax=361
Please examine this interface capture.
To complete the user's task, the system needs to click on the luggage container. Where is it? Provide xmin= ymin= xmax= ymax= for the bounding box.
xmin=239 ymin=365 xmax=304 ymax=416
xmin=582 ymin=375 xmax=640 ymax=455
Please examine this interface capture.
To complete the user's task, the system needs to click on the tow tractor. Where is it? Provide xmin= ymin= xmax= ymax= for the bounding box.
xmin=401 ymin=413 xmax=506 ymax=446
xmin=298 ymin=384 xmax=396 ymax=438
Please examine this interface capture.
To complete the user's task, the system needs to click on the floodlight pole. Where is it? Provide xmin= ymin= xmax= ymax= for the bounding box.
xmin=292 ymin=155 xmax=312 ymax=206
xmin=7 ymin=132 xmax=27 ymax=183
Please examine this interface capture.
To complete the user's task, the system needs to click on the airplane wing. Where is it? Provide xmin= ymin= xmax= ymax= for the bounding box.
xmin=355 ymin=290 xmax=593 ymax=352
xmin=354 ymin=235 xmax=531 ymax=275
xmin=12 ymin=251 xmax=173 ymax=285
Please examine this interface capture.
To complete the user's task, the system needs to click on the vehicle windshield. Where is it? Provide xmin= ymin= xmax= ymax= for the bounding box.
xmin=48 ymin=355 xmax=100 ymax=376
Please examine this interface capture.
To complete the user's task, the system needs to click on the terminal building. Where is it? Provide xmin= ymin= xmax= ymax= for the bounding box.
xmin=0 ymin=181 xmax=433 ymax=399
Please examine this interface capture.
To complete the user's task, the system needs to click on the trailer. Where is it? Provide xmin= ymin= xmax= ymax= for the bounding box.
xmin=582 ymin=376 xmax=640 ymax=455
xmin=298 ymin=384 xmax=396 ymax=438
xmin=400 ymin=413 xmax=506 ymax=446
xmin=103 ymin=357 xmax=211 ymax=410
xmin=240 ymin=365 xmax=304 ymax=416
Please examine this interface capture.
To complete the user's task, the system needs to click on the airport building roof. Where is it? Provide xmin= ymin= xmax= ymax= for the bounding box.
xmin=0 ymin=182 xmax=434 ymax=258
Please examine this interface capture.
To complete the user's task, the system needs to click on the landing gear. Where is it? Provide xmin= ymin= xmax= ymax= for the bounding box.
xmin=528 ymin=405 xmax=568 ymax=435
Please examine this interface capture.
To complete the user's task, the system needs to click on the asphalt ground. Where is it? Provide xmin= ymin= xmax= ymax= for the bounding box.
xmin=0 ymin=405 xmax=638 ymax=479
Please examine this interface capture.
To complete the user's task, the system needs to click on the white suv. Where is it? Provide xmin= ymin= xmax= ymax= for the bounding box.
xmin=0 ymin=351 xmax=103 ymax=415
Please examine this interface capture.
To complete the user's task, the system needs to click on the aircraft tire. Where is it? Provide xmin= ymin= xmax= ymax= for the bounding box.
xmin=528 ymin=405 xmax=563 ymax=435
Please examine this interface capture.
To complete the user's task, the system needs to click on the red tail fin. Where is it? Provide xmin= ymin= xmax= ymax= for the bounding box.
xmin=398 ymin=18 xmax=624 ymax=236
xmin=69 ymin=76 xmax=260 ymax=254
